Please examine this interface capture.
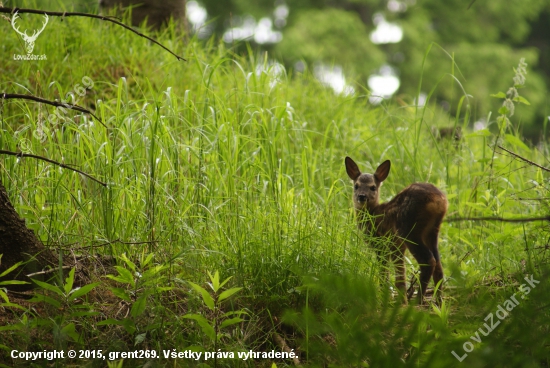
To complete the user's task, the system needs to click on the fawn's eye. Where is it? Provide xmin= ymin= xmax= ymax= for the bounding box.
xmin=354 ymin=183 xmax=359 ymax=190
xmin=370 ymin=185 xmax=376 ymax=191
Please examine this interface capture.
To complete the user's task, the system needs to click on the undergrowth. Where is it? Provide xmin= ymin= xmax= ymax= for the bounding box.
xmin=0 ymin=2 xmax=549 ymax=367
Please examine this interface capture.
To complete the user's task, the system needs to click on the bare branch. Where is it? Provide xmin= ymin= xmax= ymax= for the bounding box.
xmin=497 ymin=145 xmax=550 ymax=173
xmin=446 ymin=216 xmax=550 ymax=223
xmin=0 ymin=150 xmax=107 ymax=187
xmin=1 ymin=93 xmax=106 ymax=128
xmin=273 ymin=332 xmax=301 ymax=366
xmin=66 ymin=238 xmax=177 ymax=250
xmin=1 ymin=7 xmax=185 ymax=61
xmin=26 ymin=265 xmax=72 ymax=278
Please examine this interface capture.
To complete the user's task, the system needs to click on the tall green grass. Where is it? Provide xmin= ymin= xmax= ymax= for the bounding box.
xmin=1 ymin=4 xmax=549 ymax=366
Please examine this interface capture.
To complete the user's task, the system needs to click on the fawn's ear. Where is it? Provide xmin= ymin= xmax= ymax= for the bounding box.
xmin=345 ymin=156 xmax=361 ymax=181
xmin=374 ymin=160 xmax=391 ymax=182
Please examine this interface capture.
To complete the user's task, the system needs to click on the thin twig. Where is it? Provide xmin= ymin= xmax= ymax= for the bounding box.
xmin=0 ymin=150 xmax=107 ymax=186
xmin=496 ymin=145 xmax=550 ymax=173
xmin=517 ymin=197 xmax=550 ymax=201
xmin=0 ymin=7 xmax=185 ymax=61
xmin=273 ymin=332 xmax=300 ymax=366
xmin=68 ymin=238 xmax=172 ymax=250
xmin=1 ymin=93 xmax=106 ymax=127
xmin=26 ymin=265 xmax=72 ymax=278
xmin=531 ymin=244 xmax=550 ymax=250
xmin=459 ymin=249 xmax=474 ymax=263
xmin=446 ymin=216 xmax=550 ymax=223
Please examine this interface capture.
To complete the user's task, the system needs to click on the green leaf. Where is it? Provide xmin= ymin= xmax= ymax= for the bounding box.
xmin=120 ymin=253 xmax=137 ymax=272
xmin=188 ymin=281 xmax=215 ymax=310
xmin=222 ymin=310 xmax=248 ymax=318
xmin=218 ymin=275 xmax=233 ymax=290
xmin=68 ymin=282 xmax=100 ymax=302
xmin=155 ymin=286 xmax=173 ymax=292
xmin=0 ymin=289 xmax=9 ymax=303
xmin=498 ymin=105 xmax=509 ymax=115
xmin=513 ymin=95 xmax=530 ymax=105
xmin=142 ymin=265 xmax=166 ymax=281
xmin=504 ymin=134 xmax=530 ymax=151
xmin=120 ymin=318 xmax=137 ymax=335
xmin=131 ymin=295 xmax=148 ymax=318
xmin=98 ymin=318 xmax=136 ymax=334
xmin=183 ymin=314 xmax=215 ymax=341
xmin=208 ymin=270 xmax=220 ymax=292
xmin=61 ymin=322 xmax=82 ymax=343
xmin=218 ymin=287 xmax=243 ymax=303
xmin=141 ymin=253 xmax=154 ymax=267
xmin=30 ymin=294 xmax=61 ymax=308
xmin=0 ymin=261 xmax=23 ymax=278
xmin=109 ymin=287 xmax=131 ymax=302
xmin=64 ymin=268 xmax=75 ymax=294
xmin=0 ymin=324 xmax=24 ymax=332
xmin=0 ymin=302 xmax=26 ymax=312
xmin=107 ymin=266 xmax=135 ymax=287
xmin=183 ymin=312 xmax=208 ymax=324
xmin=490 ymin=91 xmax=506 ymax=99
xmin=0 ymin=280 xmax=29 ymax=287
xmin=219 ymin=317 xmax=244 ymax=329
xmin=32 ymin=279 xmax=63 ymax=297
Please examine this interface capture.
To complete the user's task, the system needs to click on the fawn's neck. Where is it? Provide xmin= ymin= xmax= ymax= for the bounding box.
xmin=356 ymin=202 xmax=395 ymax=236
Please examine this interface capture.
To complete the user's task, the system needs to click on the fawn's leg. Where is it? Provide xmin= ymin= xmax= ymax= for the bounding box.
xmin=432 ymin=260 xmax=444 ymax=304
xmin=425 ymin=227 xmax=444 ymax=304
xmin=375 ymin=247 xmax=391 ymax=287
xmin=407 ymin=241 xmax=436 ymax=305
xmin=391 ymin=241 xmax=408 ymax=304
xmin=395 ymin=257 xmax=407 ymax=304
xmin=418 ymin=257 xmax=436 ymax=305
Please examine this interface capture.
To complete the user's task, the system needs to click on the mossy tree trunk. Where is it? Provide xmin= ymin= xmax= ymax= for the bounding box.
xmin=0 ymin=180 xmax=58 ymax=289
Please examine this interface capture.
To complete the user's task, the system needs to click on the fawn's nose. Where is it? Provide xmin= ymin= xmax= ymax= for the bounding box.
xmin=357 ymin=194 xmax=367 ymax=203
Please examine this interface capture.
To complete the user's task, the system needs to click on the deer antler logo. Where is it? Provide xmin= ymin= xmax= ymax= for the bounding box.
xmin=11 ymin=12 xmax=49 ymax=54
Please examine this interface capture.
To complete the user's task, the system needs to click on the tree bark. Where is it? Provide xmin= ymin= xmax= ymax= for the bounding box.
xmin=0 ymin=180 xmax=58 ymax=289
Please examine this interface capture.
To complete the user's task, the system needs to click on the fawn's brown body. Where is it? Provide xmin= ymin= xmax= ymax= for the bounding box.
xmin=345 ymin=157 xmax=447 ymax=304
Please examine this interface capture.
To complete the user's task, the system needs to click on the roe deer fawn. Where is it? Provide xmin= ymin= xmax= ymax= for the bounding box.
xmin=345 ymin=157 xmax=447 ymax=304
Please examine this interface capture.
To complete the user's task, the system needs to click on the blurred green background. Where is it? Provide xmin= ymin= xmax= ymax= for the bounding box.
xmin=197 ymin=0 xmax=550 ymax=141
xmin=4 ymin=0 xmax=550 ymax=140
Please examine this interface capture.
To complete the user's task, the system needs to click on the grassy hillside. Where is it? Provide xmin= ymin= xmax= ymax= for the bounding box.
xmin=0 ymin=6 xmax=549 ymax=367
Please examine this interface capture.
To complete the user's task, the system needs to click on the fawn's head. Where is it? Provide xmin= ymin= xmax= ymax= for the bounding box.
xmin=345 ymin=157 xmax=391 ymax=211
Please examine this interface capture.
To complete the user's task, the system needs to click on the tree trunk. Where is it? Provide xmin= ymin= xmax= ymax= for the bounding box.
xmin=0 ymin=180 xmax=58 ymax=289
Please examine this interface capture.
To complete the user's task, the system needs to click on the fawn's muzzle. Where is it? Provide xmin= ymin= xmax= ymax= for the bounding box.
xmin=357 ymin=194 xmax=367 ymax=203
